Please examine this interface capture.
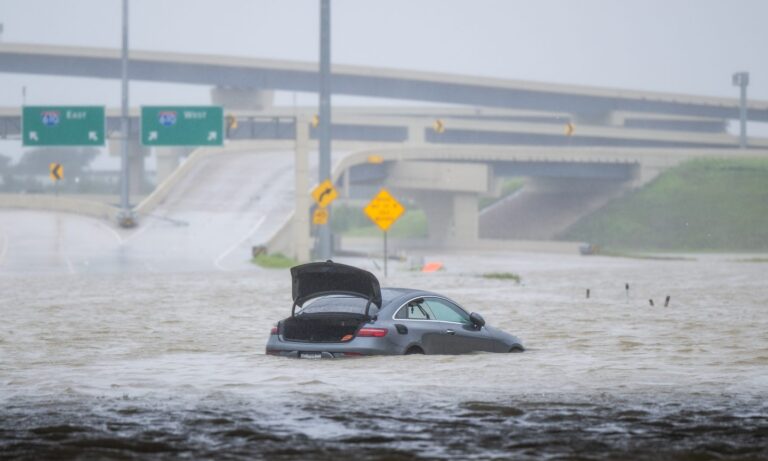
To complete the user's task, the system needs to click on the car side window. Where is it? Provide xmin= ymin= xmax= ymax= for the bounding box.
xmin=425 ymin=299 xmax=471 ymax=324
xmin=396 ymin=300 xmax=433 ymax=320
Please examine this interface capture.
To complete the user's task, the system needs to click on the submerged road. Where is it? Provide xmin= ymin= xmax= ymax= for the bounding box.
xmin=2 ymin=148 xmax=767 ymax=459
xmin=0 ymin=150 xmax=297 ymax=274
xmin=1 ymin=252 xmax=767 ymax=459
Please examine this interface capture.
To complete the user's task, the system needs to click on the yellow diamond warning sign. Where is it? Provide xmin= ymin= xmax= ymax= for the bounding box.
xmin=364 ymin=188 xmax=405 ymax=232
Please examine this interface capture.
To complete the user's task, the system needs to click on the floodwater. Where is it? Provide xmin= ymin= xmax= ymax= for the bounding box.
xmin=1 ymin=252 xmax=767 ymax=460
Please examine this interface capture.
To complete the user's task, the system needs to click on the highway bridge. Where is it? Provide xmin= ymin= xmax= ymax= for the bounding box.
xmin=2 ymin=42 xmax=768 ymax=262
xmin=2 ymin=42 xmax=768 ymax=125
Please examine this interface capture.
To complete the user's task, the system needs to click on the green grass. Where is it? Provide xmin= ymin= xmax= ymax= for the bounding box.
xmin=732 ymin=257 xmax=768 ymax=263
xmin=481 ymin=272 xmax=522 ymax=283
xmin=561 ymin=158 xmax=768 ymax=252
xmin=252 ymin=252 xmax=297 ymax=269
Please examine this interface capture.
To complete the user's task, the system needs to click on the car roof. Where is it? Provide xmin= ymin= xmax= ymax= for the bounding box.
xmin=380 ymin=287 xmax=444 ymax=310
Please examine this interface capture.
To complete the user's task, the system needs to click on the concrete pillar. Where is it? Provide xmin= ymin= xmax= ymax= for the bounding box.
xmin=407 ymin=122 xmax=426 ymax=144
xmin=452 ymin=192 xmax=479 ymax=241
xmin=293 ymin=116 xmax=311 ymax=263
xmin=127 ymin=139 xmax=148 ymax=197
xmin=155 ymin=147 xmax=187 ymax=185
xmin=210 ymin=86 xmax=274 ymax=111
xmin=413 ymin=191 xmax=479 ymax=246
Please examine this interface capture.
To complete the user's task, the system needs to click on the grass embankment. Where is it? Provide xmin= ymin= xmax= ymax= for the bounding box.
xmin=561 ymin=158 xmax=768 ymax=252
xmin=252 ymin=253 xmax=297 ymax=269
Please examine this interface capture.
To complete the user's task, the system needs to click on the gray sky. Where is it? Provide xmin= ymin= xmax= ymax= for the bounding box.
xmin=1 ymin=0 xmax=767 ymax=108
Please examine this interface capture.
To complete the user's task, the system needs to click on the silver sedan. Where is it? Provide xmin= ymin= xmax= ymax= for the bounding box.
xmin=266 ymin=261 xmax=524 ymax=358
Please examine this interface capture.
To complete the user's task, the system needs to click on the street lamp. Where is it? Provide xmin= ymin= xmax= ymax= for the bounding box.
xmin=732 ymin=72 xmax=749 ymax=149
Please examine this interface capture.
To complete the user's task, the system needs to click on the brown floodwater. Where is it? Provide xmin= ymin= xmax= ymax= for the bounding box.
xmin=1 ymin=252 xmax=767 ymax=460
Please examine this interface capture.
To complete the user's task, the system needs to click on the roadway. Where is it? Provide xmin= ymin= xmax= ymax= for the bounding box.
xmin=0 ymin=149 xmax=298 ymax=274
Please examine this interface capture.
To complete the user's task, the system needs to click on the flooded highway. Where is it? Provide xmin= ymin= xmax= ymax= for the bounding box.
xmin=2 ymin=250 xmax=767 ymax=459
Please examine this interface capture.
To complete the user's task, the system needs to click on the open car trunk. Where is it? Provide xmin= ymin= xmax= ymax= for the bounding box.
xmin=281 ymin=314 xmax=366 ymax=343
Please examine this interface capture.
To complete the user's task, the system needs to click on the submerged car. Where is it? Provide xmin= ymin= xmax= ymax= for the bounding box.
xmin=265 ymin=261 xmax=524 ymax=358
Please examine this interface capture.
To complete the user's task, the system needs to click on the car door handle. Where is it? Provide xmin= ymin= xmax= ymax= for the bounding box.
xmin=445 ymin=329 xmax=456 ymax=335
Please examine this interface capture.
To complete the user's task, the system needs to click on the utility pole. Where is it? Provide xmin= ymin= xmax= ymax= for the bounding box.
xmin=317 ymin=0 xmax=332 ymax=259
xmin=732 ymin=72 xmax=749 ymax=149
xmin=118 ymin=0 xmax=134 ymax=226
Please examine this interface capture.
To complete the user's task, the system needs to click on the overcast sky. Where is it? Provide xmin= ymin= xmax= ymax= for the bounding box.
xmin=1 ymin=0 xmax=767 ymax=108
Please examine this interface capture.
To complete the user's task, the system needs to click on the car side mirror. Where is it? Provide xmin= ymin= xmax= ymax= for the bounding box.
xmin=469 ymin=312 xmax=485 ymax=328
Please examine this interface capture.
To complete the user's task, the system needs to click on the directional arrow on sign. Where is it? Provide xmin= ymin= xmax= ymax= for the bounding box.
xmin=312 ymin=179 xmax=338 ymax=208
xmin=141 ymin=106 xmax=223 ymax=146
xmin=88 ymin=131 xmax=98 ymax=141
xmin=29 ymin=131 xmax=38 ymax=141
xmin=49 ymin=162 xmax=63 ymax=181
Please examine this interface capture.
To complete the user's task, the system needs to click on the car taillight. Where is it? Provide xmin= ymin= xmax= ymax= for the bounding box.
xmin=357 ymin=327 xmax=388 ymax=337
xmin=270 ymin=326 xmax=278 ymax=335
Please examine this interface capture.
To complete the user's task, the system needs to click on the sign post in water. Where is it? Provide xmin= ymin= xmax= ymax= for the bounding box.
xmin=363 ymin=188 xmax=405 ymax=277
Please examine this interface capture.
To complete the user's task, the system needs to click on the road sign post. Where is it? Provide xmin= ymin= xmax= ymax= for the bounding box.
xmin=141 ymin=106 xmax=224 ymax=146
xmin=311 ymin=179 xmax=337 ymax=255
xmin=49 ymin=162 xmax=63 ymax=196
xmin=22 ymin=106 xmax=105 ymax=146
xmin=364 ymin=188 xmax=405 ymax=277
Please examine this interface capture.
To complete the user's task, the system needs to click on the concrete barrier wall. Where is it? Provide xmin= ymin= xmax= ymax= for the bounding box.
xmin=0 ymin=194 xmax=121 ymax=221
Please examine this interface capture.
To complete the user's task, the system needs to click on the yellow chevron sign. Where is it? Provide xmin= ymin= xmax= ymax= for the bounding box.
xmin=49 ymin=163 xmax=63 ymax=181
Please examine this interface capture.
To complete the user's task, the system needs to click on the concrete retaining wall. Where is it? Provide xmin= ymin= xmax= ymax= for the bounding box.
xmin=0 ymin=194 xmax=121 ymax=221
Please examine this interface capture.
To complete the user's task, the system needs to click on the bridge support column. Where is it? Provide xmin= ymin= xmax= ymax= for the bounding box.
xmin=127 ymin=139 xmax=149 ymax=197
xmin=407 ymin=123 xmax=426 ymax=144
xmin=155 ymin=147 xmax=188 ymax=185
xmin=293 ymin=116 xmax=311 ymax=263
xmin=210 ymin=86 xmax=274 ymax=111
xmin=414 ymin=191 xmax=479 ymax=245
xmin=111 ymin=137 xmax=149 ymax=199
xmin=387 ymin=160 xmax=488 ymax=247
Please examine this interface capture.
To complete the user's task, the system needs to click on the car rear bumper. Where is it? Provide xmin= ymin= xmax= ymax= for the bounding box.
xmin=265 ymin=335 xmax=400 ymax=358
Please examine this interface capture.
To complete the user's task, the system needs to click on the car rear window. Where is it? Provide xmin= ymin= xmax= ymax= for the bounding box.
xmin=299 ymin=295 xmax=378 ymax=316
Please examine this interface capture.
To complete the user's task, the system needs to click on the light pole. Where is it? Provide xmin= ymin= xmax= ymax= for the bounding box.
xmin=732 ymin=71 xmax=749 ymax=149
xmin=317 ymin=0 xmax=332 ymax=259
xmin=118 ymin=0 xmax=134 ymax=226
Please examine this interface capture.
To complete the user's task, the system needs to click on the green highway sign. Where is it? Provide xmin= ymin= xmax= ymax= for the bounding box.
xmin=22 ymin=106 xmax=105 ymax=147
xmin=141 ymin=106 xmax=223 ymax=146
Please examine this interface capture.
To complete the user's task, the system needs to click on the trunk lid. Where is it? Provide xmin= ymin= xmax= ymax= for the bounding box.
xmin=291 ymin=261 xmax=382 ymax=308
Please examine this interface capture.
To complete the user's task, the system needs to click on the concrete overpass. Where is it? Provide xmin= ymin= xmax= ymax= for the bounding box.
xmin=4 ymin=42 xmax=768 ymax=257
xmin=2 ymin=42 xmax=768 ymax=127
